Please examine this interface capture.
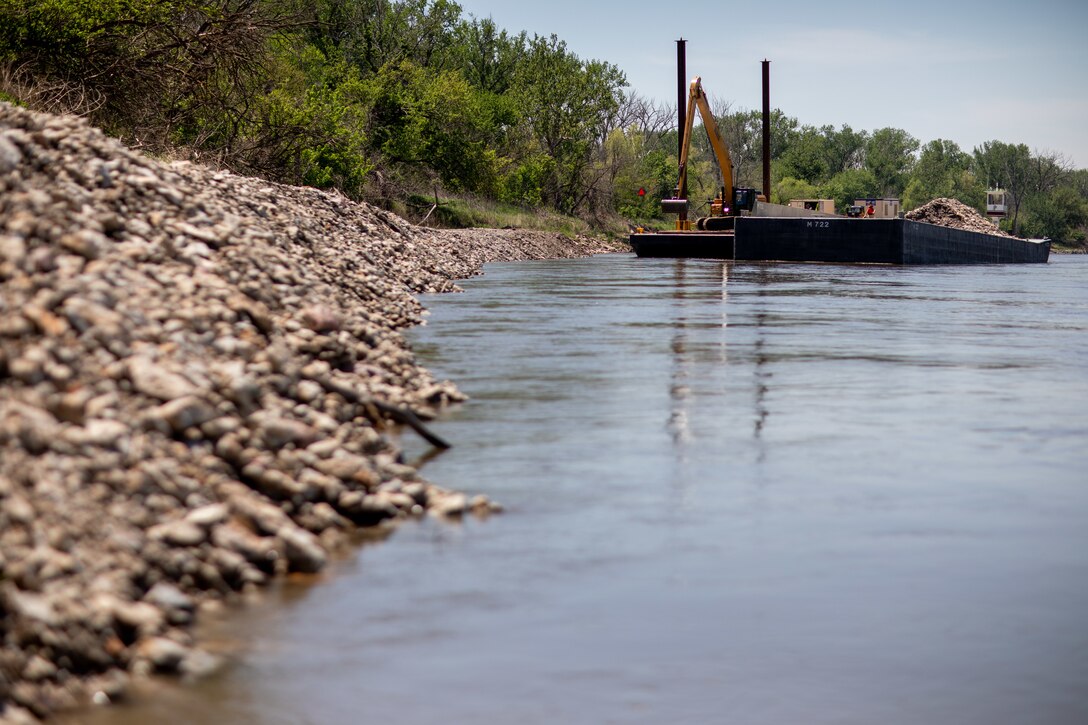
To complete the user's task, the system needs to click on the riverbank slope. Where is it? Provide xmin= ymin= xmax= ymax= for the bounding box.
xmin=0 ymin=103 xmax=621 ymax=722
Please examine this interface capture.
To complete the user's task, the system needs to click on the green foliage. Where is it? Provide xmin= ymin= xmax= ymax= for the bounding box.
xmin=313 ymin=0 xmax=465 ymax=73
xmin=2 ymin=0 xmax=302 ymax=154
xmin=771 ymin=176 xmax=819 ymax=205
xmin=603 ymin=128 xmax=674 ymax=222
xmin=973 ymin=141 xmax=1072 ymax=235
xmin=151 ymin=37 xmax=375 ymax=194
xmin=294 ymin=4 xmax=627 ymax=217
xmin=973 ymin=140 xmax=1032 ymax=233
xmin=819 ymin=168 xmax=879 ymax=213
xmin=901 ymin=139 xmax=983 ymax=211
xmin=710 ymin=110 xmax=758 ymax=189
xmin=358 ymin=58 xmax=505 ymax=193
xmin=512 ymin=34 xmax=626 ymax=214
xmin=3 ymin=0 xmax=1083 ymax=234
xmin=424 ymin=194 xmax=592 ymax=236
xmin=499 ymin=154 xmax=555 ymax=207
xmin=864 ymin=127 xmax=919 ymax=196
xmin=454 ymin=16 xmax=525 ymax=94
xmin=272 ymin=55 xmax=373 ymax=195
xmin=1020 ymin=186 xmax=1088 ymax=241
xmin=1068 ymin=169 xmax=1088 ymax=198
xmin=0 ymin=0 xmax=171 ymax=61
xmin=823 ymin=124 xmax=868 ymax=175
xmin=364 ymin=60 xmax=428 ymax=162
xmin=418 ymin=72 xmax=504 ymax=194
xmin=697 ymin=108 xmax=798 ymax=192
xmin=778 ymin=126 xmax=831 ymax=184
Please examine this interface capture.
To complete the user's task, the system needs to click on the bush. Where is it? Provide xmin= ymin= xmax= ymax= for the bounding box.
xmin=499 ymin=154 xmax=555 ymax=208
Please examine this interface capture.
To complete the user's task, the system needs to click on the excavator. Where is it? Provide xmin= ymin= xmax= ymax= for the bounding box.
xmin=632 ymin=47 xmax=1046 ymax=262
xmin=661 ymin=76 xmax=758 ymax=231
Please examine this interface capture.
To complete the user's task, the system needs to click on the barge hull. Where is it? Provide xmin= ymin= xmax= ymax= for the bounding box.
xmin=630 ymin=217 xmax=1050 ymax=264
xmin=627 ymin=231 xmax=734 ymax=259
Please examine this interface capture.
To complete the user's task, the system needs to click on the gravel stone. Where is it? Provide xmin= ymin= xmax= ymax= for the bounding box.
xmin=905 ymin=197 xmax=1012 ymax=236
xmin=0 ymin=100 xmax=621 ymax=718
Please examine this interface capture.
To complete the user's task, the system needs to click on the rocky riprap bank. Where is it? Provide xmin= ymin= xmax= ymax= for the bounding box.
xmin=0 ymin=103 xmax=619 ymax=722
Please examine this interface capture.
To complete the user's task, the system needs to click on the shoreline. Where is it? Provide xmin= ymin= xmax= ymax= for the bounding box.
xmin=0 ymin=103 xmax=621 ymax=722
xmin=2 ymin=99 xmax=1077 ymax=722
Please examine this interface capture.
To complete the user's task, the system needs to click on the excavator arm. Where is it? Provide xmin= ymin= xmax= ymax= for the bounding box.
xmin=663 ymin=77 xmax=737 ymax=230
xmin=677 ymin=77 xmax=734 ymax=208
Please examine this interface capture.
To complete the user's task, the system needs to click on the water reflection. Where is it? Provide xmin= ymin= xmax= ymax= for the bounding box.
xmin=667 ymin=260 xmax=733 ymax=451
xmin=64 ymin=255 xmax=1088 ymax=725
xmin=666 ymin=261 xmax=774 ymax=461
xmin=667 ymin=259 xmax=693 ymax=447
xmin=753 ymin=266 xmax=772 ymax=462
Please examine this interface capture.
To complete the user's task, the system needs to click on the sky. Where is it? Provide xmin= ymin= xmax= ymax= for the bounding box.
xmin=453 ymin=0 xmax=1088 ymax=168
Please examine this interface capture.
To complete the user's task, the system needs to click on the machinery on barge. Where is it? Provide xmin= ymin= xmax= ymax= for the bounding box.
xmin=629 ymin=42 xmax=1049 ymax=265
xmin=661 ymin=75 xmax=758 ymax=233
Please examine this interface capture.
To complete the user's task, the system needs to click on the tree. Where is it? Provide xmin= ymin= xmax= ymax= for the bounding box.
xmin=771 ymin=176 xmax=819 ymax=205
xmin=973 ymin=142 xmax=1070 ymax=235
xmin=824 ymin=124 xmax=868 ymax=175
xmin=902 ymin=139 xmax=982 ymax=211
xmin=711 ymin=109 xmax=766 ymax=190
xmin=615 ymin=92 xmax=674 ymax=139
xmin=511 ymin=34 xmax=626 ymax=214
xmin=0 ymin=0 xmax=301 ymax=138
xmin=314 ymin=0 xmax=464 ymax=74
xmin=361 ymin=58 xmax=503 ymax=195
xmin=778 ymin=125 xmax=831 ymax=184
xmin=973 ymin=141 xmax=1031 ymax=233
xmin=767 ymin=123 xmax=869 ymax=189
xmin=252 ymin=41 xmax=374 ymax=194
xmin=1068 ymin=169 xmax=1088 ymax=198
xmin=454 ymin=16 xmax=525 ymax=94
xmin=595 ymin=93 xmax=675 ymax=222
xmin=820 ymin=168 xmax=878 ymax=213
xmin=864 ymin=127 xmax=918 ymax=196
xmin=1020 ymin=186 xmax=1088 ymax=242
xmin=689 ymin=106 xmax=799 ymax=193
xmin=1018 ymin=154 xmax=1079 ymax=241
xmin=600 ymin=126 xmax=674 ymax=222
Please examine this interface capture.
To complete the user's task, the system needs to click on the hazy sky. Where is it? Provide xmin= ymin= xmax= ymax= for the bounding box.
xmin=454 ymin=0 xmax=1088 ymax=168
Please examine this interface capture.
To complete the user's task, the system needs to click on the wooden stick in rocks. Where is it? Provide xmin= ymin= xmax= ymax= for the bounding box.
xmin=315 ymin=374 xmax=451 ymax=449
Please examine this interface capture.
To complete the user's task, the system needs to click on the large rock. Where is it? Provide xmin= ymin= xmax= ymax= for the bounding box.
xmin=276 ymin=525 xmax=327 ymax=574
xmin=127 ymin=358 xmax=199 ymax=401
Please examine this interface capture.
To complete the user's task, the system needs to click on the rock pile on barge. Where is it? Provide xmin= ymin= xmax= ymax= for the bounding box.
xmin=905 ymin=197 xmax=1011 ymax=236
xmin=0 ymin=103 xmax=615 ymax=721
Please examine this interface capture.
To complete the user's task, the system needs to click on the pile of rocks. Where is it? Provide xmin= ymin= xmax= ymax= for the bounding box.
xmin=905 ymin=197 xmax=1012 ymax=237
xmin=0 ymin=102 xmax=619 ymax=722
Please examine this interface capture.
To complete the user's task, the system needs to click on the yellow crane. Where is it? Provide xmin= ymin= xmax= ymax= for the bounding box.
xmin=662 ymin=76 xmax=757 ymax=231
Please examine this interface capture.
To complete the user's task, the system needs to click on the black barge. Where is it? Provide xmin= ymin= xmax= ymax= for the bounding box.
xmin=629 ymin=216 xmax=1050 ymax=265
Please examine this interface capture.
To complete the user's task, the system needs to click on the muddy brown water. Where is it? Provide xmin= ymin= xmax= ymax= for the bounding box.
xmin=70 ymin=254 xmax=1088 ymax=724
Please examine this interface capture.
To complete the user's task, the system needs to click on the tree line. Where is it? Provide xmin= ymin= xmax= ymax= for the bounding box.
xmin=2 ymin=0 xmax=1085 ymax=242
xmin=701 ymin=113 xmax=1086 ymax=241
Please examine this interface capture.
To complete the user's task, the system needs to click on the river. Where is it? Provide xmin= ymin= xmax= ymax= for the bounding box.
xmin=74 ymin=254 xmax=1088 ymax=724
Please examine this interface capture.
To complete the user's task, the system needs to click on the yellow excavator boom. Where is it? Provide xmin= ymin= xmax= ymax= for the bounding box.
xmin=676 ymin=76 xmax=734 ymax=207
xmin=665 ymin=76 xmax=737 ymax=230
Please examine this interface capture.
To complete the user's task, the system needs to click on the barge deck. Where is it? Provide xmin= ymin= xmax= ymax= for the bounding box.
xmin=630 ymin=217 xmax=1050 ymax=264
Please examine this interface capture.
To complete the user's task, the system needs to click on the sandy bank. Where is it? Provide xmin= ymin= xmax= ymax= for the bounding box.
xmin=0 ymin=103 xmax=622 ymax=722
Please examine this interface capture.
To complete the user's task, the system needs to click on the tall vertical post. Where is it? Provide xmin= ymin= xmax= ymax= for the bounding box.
xmin=677 ymin=39 xmax=687 ymax=164
xmin=761 ymin=59 xmax=771 ymax=202
xmin=676 ymin=38 xmax=688 ymax=228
